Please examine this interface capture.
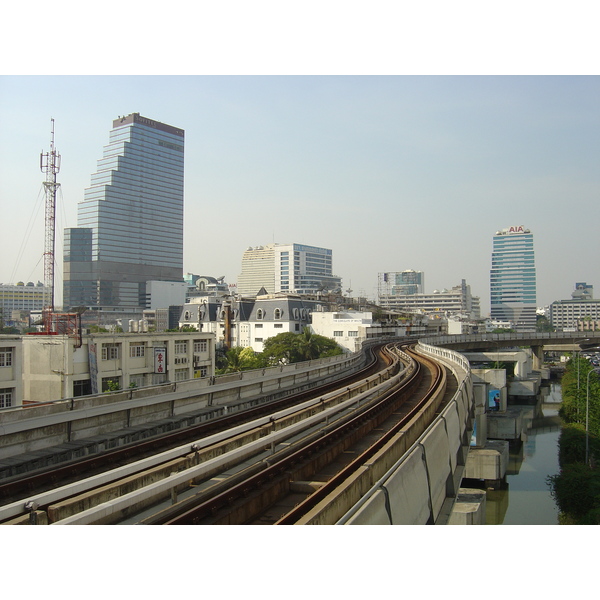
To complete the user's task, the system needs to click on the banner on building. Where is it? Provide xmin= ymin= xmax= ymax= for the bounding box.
xmin=154 ymin=347 xmax=166 ymax=374
xmin=89 ymin=342 xmax=98 ymax=395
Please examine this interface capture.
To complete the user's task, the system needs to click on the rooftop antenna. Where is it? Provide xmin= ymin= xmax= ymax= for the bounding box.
xmin=40 ymin=118 xmax=61 ymax=332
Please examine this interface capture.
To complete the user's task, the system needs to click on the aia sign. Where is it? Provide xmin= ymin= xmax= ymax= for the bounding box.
xmin=508 ymin=226 xmax=525 ymax=233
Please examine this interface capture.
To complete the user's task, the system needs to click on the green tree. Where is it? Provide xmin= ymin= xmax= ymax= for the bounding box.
xmin=536 ymin=314 xmax=555 ymax=333
xmin=216 ymin=346 xmax=266 ymax=374
xmin=548 ymin=462 xmax=600 ymax=524
xmin=559 ymin=355 xmax=600 ymax=438
xmin=261 ymin=328 xmax=343 ymax=365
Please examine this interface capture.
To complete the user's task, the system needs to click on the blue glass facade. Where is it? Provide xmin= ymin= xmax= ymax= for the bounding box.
xmin=490 ymin=226 xmax=537 ymax=331
xmin=63 ymin=113 xmax=184 ymax=311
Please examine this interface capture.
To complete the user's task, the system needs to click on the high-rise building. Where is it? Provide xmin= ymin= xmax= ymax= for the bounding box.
xmin=0 ymin=281 xmax=49 ymax=327
xmin=378 ymin=270 xmax=425 ymax=299
xmin=236 ymin=243 xmax=342 ymax=297
xmin=490 ymin=226 xmax=537 ymax=331
xmin=63 ymin=113 xmax=184 ymax=315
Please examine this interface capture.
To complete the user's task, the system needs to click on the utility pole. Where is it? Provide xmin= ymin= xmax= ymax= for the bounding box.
xmin=40 ymin=118 xmax=61 ymax=332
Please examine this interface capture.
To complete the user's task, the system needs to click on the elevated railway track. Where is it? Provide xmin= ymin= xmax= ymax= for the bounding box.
xmin=0 ymin=342 xmax=459 ymax=525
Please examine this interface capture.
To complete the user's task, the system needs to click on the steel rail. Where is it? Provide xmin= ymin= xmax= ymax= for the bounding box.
xmin=275 ymin=345 xmax=445 ymax=524
xmin=154 ymin=344 xmax=421 ymax=525
xmin=0 ymin=343 xmax=387 ymax=507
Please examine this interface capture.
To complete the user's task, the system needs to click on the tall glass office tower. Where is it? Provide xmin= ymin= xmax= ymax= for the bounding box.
xmin=490 ymin=226 xmax=537 ymax=331
xmin=63 ymin=113 xmax=184 ymax=313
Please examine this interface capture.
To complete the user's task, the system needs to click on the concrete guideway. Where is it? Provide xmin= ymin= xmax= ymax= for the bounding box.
xmin=338 ymin=343 xmax=475 ymax=525
xmin=0 ymin=349 xmax=367 ymax=463
xmin=1 ymin=350 xmax=410 ymax=524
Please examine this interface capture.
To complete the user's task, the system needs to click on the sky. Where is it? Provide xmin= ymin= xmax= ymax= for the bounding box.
xmin=1 ymin=5 xmax=598 ymax=318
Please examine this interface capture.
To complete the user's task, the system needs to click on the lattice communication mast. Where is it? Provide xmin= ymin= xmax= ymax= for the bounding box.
xmin=40 ymin=118 xmax=61 ymax=331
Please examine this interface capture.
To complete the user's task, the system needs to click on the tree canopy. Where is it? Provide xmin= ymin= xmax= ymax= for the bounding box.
xmin=262 ymin=327 xmax=343 ymax=365
xmin=216 ymin=328 xmax=343 ymax=374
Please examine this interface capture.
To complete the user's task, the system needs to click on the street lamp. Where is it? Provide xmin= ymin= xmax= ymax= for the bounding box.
xmin=585 ymin=367 xmax=600 ymax=466
xmin=574 ymin=339 xmax=590 ymax=417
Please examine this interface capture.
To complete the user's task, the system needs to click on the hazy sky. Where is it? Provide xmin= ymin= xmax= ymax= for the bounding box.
xmin=0 ymin=76 xmax=600 ymax=314
xmin=1 ymin=2 xmax=599 ymax=315
xmin=1 ymin=75 xmax=598 ymax=312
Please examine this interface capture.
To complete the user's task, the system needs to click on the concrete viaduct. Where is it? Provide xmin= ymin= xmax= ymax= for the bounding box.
xmin=2 ymin=332 xmax=592 ymax=525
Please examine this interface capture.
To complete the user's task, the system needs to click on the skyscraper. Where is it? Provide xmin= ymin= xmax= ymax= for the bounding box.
xmin=490 ymin=226 xmax=537 ymax=331
xmin=237 ymin=243 xmax=342 ymax=297
xmin=63 ymin=113 xmax=184 ymax=314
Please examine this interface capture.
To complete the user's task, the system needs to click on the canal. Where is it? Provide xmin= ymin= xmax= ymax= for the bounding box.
xmin=485 ymin=383 xmax=562 ymax=525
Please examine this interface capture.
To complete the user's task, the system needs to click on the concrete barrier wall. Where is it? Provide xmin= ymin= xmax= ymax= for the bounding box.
xmin=339 ymin=343 xmax=473 ymax=525
xmin=0 ymin=351 xmax=366 ymax=460
xmin=386 ymin=446 xmax=431 ymax=524
xmin=420 ymin=419 xmax=451 ymax=519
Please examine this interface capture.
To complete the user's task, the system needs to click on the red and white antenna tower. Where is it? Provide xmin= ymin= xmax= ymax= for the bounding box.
xmin=40 ymin=118 xmax=61 ymax=332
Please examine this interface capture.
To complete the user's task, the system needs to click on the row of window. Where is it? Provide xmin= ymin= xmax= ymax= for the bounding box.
xmin=100 ymin=340 xmax=209 ymax=361
xmin=99 ymin=365 xmax=208 ymax=392
xmin=255 ymin=308 xmax=310 ymax=320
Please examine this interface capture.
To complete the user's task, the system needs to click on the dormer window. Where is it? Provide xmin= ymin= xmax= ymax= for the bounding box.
xmin=256 ymin=309 xmax=264 ymax=320
xmin=274 ymin=308 xmax=282 ymax=320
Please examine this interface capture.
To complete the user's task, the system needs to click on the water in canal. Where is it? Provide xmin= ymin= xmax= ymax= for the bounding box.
xmin=485 ymin=383 xmax=562 ymax=525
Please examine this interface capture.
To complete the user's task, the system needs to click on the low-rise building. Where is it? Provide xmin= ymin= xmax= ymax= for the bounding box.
xmin=179 ymin=294 xmax=319 ymax=352
xmin=0 ymin=330 xmax=215 ymax=408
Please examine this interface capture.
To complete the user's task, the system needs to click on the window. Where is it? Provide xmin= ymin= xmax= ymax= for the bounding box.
xmin=195 ymin=366 xmax=208 ymax=378
xmin=255 ymin=338 xmax=263 ymax=342
xmin=130 ymin=343 xmax=145 ymax=358
xmin=152 ymin=373 xmax=167 ymax=386
xmin=0 ymin=348 xmax=13 ymax=367
xmin=73 ymin=379 xmax=92 ymax=397
xmin=274 ymin=308 xmax=282 ymax=319
xmin=102 ymin=377 xmax=121 ymax=392
xmin=194 ymin=340 xmax=208 ymax=353
xmin=256 ymin=309 xmax=264 ymax=320
xmin=174 ymin=340 xmax=188 ymax=354
xmin=129 ymin=374 xmax=145 ymax=388
xmin=0 ymin=388 xmax=13 ymax=409
xmin=101 ymin=344 xmax=119 ymax=360
xmin=274 ymin=323 xmax=283 ymax=328
xmin=255 ymin=323 xmax=263 ymax=328
xmin=333 ymin=331 xmax=344 ymax=337
xmin=174 ymin=368 xmax=189 ymax=381
xmin=348 ymin=331 xmax=358 ymax=337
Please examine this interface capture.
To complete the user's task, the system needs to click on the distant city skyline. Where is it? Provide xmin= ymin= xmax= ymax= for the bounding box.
xmin=1 ymin=76 xmax=599 ymax=314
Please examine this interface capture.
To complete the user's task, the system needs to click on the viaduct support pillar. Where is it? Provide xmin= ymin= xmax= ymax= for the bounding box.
xmin=531 ymin=345 xmax=544 ymax=371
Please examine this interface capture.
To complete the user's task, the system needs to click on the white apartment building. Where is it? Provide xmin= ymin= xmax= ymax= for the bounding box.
xmin=179 ymin=294 xmax=318 ymax=353
xmin=550 ymin=299 xmax=600 ymax=331
xmin=310 ymin=311 xmax=373 ymax=352
xmin=0 ymin=331 xmax=215 ymax=408
xmin=237 ymin=243 xmax=342 ymax=297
